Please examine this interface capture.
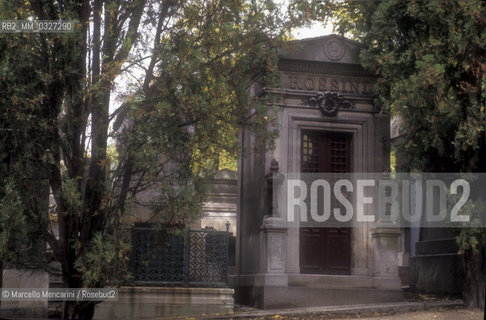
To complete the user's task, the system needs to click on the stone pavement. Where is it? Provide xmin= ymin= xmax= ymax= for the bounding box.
xmin=163 ymin=299 xmax=469 ymax=320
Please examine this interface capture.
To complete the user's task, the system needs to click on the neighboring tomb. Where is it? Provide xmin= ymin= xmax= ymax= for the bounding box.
xmin=200 ymin=169 xmax=237 ymax=235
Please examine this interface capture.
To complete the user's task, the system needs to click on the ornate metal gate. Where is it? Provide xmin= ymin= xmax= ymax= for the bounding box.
xmin=130 ymin=226 xmax=229 ymax=286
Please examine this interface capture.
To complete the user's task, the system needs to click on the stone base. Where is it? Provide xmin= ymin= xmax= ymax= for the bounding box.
xmin=410 ymin=253 xmax=462 ymax=294
xmin=94 ymin=287 xmax=234 ymax=320
xmin=235 ymin=286 xmax=403 ymax=309
xmin=232 ymin=274 xmax=403 ymax=309
xmin=0 ymin=307 xmax=48 ymax=319
xmin=1 ymin=269 xmax=49 ymax=319
xmin=398 ymin=266 xmax=410 ymax=287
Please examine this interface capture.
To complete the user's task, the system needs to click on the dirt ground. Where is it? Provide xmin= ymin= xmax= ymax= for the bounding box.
xmin=334 ymin=309 xmax=482 ymax=320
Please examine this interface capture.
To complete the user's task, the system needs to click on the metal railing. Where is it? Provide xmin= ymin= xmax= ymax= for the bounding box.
xmin=129 ymin=224 xmax=229 ymax=287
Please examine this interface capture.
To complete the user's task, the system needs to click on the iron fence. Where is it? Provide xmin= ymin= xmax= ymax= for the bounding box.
xmin=130 ymin=225 xmax=229 ymax=287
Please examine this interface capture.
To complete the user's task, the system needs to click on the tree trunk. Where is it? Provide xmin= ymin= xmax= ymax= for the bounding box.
xmin=461 ymin=247 xmax=485 ymax=308
xmin=60 ymin=259 xmax=96 ymax=320
xmin=63 ymin=301 xmax=96 ymax=320
xmin=0 ymin=260 xmax=3 ymax=309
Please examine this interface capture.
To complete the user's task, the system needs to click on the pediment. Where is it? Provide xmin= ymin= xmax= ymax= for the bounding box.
xmin=213 ymin=169 xmax=237 ymax=180
xmin=279 ymin=34 xmax=362 ymax=65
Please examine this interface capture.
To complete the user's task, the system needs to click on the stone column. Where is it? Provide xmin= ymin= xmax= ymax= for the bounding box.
xmin=371 ymin=227 xmax=401 ymax=290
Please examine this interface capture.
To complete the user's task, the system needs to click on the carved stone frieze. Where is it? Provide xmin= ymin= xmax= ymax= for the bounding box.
xmin=307 ymin=92 xmax=355 ymax=116
xmin=278 ymin=59 xmax=373 ymax=78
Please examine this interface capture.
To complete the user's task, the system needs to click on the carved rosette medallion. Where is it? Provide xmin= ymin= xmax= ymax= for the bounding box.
xmin=325 ymin=39 xmax=345 ymax=61
xmin=307 ymin=92 xmax=354 ymax=116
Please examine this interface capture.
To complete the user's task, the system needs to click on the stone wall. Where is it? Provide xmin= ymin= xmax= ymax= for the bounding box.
xmin=95 ymin=287 xmax=234 ymax=319
xmin=0 ymin=269 xmax=49 ymax=318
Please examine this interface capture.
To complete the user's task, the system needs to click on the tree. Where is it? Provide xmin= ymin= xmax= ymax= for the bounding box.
xmin=313 ymin=0 xmax=486 ymax=307
xmin=0 ymin=0 xmax=310 ymax=318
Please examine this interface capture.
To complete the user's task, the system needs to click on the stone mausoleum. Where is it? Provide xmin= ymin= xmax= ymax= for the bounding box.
xmin=232 ymin=35 xmax=403 ymax=309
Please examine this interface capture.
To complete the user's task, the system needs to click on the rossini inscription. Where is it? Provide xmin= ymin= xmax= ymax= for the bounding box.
xmin=286 ymin=75 xmax=372 ymax=96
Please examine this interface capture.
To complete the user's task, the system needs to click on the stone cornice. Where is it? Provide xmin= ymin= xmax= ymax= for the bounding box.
xmin=278 ymin=59 xmax=375 ymax=78
xmin=259 ymin=88 xmax=375 ymax=101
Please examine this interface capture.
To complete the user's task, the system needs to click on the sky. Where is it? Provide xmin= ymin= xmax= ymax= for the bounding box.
xmin=294 ymin=21 xmax=334 ymax=39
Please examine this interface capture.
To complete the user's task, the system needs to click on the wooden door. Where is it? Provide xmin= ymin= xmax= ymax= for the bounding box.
xmin=300 ymin=131 xmax=352 ymax=275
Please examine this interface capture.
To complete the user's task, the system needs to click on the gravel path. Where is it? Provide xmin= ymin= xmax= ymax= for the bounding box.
xmin=339 ymin=309 xmax=482 ymax=320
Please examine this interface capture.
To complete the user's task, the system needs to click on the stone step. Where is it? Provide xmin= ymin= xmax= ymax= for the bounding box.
xmin=235 ymin=286 xmax=404 ymax=310
xmin=203 ymin=299 xmax=465 ymax=319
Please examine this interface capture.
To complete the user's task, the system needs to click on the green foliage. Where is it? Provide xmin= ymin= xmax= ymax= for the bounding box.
xmin=0 ymin=180 xmax=27 ymax=260
xmin=0 ymin=2 xmax=313 ymax=317
xmin=327 ymin=0 xmax=486 ymax=172
xmin=455 ymin=199 xmax=486 ymax=255
xmin=74 ymin=223 xmax=132 ymax=287
xmin=217 ymin=150 xmax=238 ymax=172
xmin=146 ymin=0 xmax=288 ymax=174
xmin=0 ymin=178 xmax=48 ymax=268
xmin=321 ymin=0 xmax=486 ymax=306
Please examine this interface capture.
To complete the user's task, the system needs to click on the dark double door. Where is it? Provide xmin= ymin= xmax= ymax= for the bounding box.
xmin=300 ymin=130 xmax=352 ymax=275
